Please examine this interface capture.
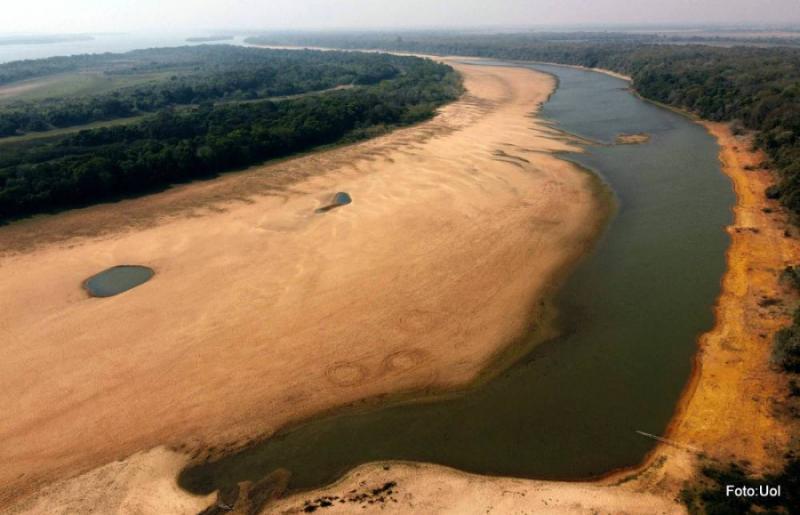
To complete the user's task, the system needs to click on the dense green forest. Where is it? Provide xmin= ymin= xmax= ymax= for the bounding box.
xmin=0 ymin=46 xmax=414 ymax=137
xmin=0 ymin=47 xmax=461 ymax=220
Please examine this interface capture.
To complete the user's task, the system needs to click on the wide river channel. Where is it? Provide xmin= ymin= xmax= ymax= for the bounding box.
xmin=179 ymin=61 xmax=735 ymax=494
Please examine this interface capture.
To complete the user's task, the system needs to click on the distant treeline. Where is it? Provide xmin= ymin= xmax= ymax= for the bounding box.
xmin=0 ymin=48 xmax=461 ymax=220
xmin=0 ymin=46 xmax=409 ymax=137
xmin=246 ymin=33 xmax=800 ymax=219
xmin=186 ymin=36 xmax=234 ymax=43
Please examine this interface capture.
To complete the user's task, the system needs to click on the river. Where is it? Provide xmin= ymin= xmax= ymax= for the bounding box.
xmin=177 ymin=61 xmax=734 ymax=494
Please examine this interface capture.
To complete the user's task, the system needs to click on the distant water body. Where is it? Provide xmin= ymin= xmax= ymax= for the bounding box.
xmin=0 ymin=33 xmax=249 ymax=64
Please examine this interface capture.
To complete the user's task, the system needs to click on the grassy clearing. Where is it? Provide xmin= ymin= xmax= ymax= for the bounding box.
xmin=0 ymin=114 xmax=149 ymax=146
xmin=0 ymin=71 xmax=178 ymax=104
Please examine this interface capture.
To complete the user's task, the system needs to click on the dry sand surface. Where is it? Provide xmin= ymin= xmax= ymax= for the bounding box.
xmin=269 ymin=462 xmax=682 ymax=515
xmin=2 ymin=61 xmax=608 ymax=511
xmin=4 ymin=54 xmax=794 ymax=515
xmin=244 ymin=112 xmax=800 ymax=515
xmin=12 ymin=447 xmax=686 ymax=515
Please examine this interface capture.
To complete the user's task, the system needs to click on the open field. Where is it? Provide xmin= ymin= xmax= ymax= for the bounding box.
xmin=0 ymin=71 xmax=175 ymax=104
xmin=2 ymin=60 xmax=606 ymax=511
xmin=0 ymin=114 xmax=149 ymax=145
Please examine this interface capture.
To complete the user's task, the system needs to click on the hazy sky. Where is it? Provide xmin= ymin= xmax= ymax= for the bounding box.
xmin=3 ymin=0 xmax=800 ymax=34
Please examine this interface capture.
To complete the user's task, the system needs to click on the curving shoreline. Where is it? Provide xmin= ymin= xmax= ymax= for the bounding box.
xmin=4 ymin=55 xmax=788 ymax=515
xmin=627 ymin=122 xmax=797 ymax=477
xmin=248 ymin=63 xmax=795 ymax=514
xmin=261 ymin=110 xmax=797 ymax=515
xmin=3 ymin=61 xmax=607 ymax=512
xmin=524 ymin=61 xmax=795 ymax=483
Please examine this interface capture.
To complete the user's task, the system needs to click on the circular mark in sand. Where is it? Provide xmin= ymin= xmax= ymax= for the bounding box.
xmin=325 ymin=362 xmax=369 ymax=387
xmin=84 ymin=265 xmax=154 ymax=297
xmin=315 ymin=192 xmax=352 ymax=213
xmin=383 ymin=349 xmax=429 ymax=373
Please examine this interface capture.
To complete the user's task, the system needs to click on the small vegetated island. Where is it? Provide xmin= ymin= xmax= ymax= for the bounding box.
xmin=0 ymin=45 xmax=461 ymax=221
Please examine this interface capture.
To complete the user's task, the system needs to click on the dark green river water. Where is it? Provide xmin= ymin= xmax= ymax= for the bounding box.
xmin=179 ymin=62 xmax=734 ymax=495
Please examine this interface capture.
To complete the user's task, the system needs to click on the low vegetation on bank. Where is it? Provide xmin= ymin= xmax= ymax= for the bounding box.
xmin=679 ymin=458 xmax=800 ymax=515
xmin=774 ymin=266 xmax=800 ymax=376
xmin=774 ymin=315 xmax=800 ymax=373
xmin=0 ymin=46 xmax=462 ymax=221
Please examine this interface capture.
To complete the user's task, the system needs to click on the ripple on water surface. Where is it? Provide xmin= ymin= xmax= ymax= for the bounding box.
xmin=84 ymin=265 xmax=154 ymax=297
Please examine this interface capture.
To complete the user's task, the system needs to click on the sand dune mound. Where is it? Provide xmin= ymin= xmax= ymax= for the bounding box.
xmin=315 ymin=192 xmax=353 ymax=213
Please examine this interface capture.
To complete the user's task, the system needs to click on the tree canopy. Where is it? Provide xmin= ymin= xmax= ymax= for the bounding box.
xmin=0 ymin=47 xmax=461 ymax=221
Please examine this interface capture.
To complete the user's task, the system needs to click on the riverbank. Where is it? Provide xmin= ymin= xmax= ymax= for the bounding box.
xmin=250 ymin=122 xmax=798 ymax=515
xmin=673 ymin=122 xmax=795 ymax=468
xmin=529 ymin=59 xmax=796 ymax=481
xmin=3 ymin=61 xmax=606 ymax=511
xmin=6 ymin=56 xmax=784 ymax=515
xmin=621 ymin=123 xmax=799 ymax=490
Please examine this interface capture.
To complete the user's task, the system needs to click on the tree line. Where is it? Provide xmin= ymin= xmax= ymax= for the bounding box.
xmin=0 ymin=50 xmax=461 ymax=220
xmin=0 ymin=46 xmax=412 ymax=137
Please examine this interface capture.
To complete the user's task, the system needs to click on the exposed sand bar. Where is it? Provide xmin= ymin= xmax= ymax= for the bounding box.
xmin=268 ymin=461 xmax=683 ymax=514
xmin=1 ymin=61 xmax=605 ymax=509
xmin=230 ymin=107 xmax=797 ymax=515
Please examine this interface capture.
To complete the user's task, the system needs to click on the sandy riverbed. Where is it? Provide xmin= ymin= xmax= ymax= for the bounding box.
xmin=5 ymin=54 xmax=796 ymax=515
xmin=2 ymin=61 xmax=608 ymax=511
xmin=250 ymin=119 xmax=799 ymax=515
